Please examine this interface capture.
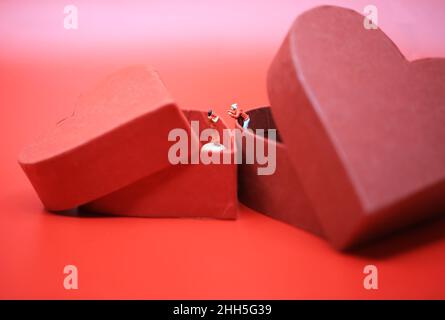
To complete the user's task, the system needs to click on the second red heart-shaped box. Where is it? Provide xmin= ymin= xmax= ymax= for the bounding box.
xmin=238 ymin=6 xmax=445 ymax=249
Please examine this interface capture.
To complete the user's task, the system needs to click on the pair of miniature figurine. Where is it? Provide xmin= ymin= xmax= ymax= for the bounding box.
xmin=204 ymin=104 xmax=250 ymax=151
xmin=207 ymin=103 xmax=250 ymax=129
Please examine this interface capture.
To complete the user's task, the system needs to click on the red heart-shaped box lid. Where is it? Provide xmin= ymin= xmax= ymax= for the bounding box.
xmin=268 ymin=6 xmax=445 ymax=249
xmin=19 ymin=65 xmax=196 ymax=211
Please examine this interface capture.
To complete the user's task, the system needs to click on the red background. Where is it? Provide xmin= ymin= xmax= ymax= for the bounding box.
xmin=1 ymin=0 xmax=445 ymax=299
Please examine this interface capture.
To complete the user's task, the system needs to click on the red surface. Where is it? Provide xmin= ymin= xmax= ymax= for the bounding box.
xmin=268 ymin=6 xmax=445 ymax=249
xmin=1 ymin=0 xmax=445 ymax=299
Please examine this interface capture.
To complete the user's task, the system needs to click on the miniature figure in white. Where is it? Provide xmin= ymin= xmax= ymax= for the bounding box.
xmin=227 ymin=103 xmax=250 ymax=130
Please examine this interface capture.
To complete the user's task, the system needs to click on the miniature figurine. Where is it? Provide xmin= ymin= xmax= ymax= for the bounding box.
xmin=227 ymin=103 xmax=250 ymax=129
xmin=208 ymin=109 xmax=220 ymax=126
xmin=202 ymin=109 xmax=225 ymax=152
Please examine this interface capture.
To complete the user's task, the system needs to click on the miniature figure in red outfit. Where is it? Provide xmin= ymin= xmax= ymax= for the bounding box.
xmin=202 ymin=110 xmax=225 ymax=152
xmin=207 ymin=109 xmax=220 ymax=128
xmin=227 ymin=103 xmax=250 ymax=129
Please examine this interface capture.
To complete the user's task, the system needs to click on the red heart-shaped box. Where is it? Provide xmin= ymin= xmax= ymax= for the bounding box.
xmin=236 ymin=106 xmax=323 ymax=236
xmin=83 ymin=110 xmax=237 ymax=219
xmin=263 ymin=5 xmax=445 ymax=249
xmin=19 ymin=65 xmax=237 ymax=219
